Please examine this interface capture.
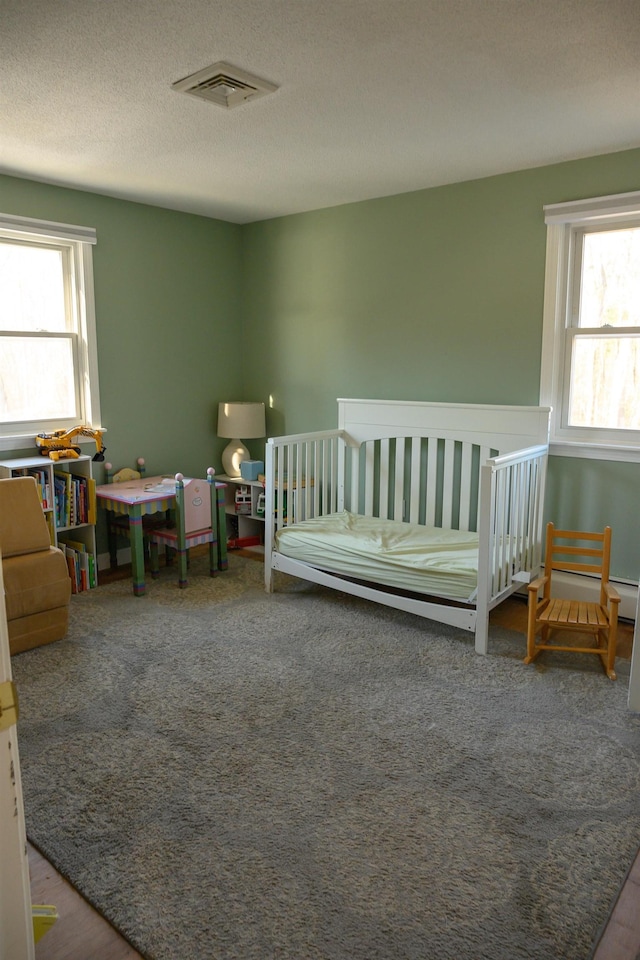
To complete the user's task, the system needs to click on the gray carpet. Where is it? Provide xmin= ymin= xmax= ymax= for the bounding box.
xmin=12 ymin=554 xmax=640 ymax=960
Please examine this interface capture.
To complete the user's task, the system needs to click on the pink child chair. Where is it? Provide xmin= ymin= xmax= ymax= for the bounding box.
xmin=148 ymin=468 xmax=219 ymax=587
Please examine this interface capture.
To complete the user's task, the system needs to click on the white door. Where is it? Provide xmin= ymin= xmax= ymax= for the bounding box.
xmin=0 ymin=554 xmax=35 ymax=960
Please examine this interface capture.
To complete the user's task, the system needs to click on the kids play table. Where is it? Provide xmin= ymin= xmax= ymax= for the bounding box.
xmin=96 ymin=475 xmax=227 ymax=595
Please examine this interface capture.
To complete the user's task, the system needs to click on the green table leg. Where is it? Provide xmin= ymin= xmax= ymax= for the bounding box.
xmin=216 ymin=485 xmax=228 ymax=571
xmin=129 ymin=506 xmax=146 ymax=596
xmin=107 ymin=512 xmax=119 ymax=569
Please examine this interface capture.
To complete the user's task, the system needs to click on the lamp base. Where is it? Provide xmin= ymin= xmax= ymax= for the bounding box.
xmin=221 ymin=439 xmax=250 ymax=478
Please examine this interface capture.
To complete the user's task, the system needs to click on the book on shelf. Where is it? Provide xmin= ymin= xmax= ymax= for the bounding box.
xmin=64 ymin=545 xmax=79 ymax=593
xmin=53 ymin=469 xmax=72 ymax=528
xmin=77 ymin=549 xmax=90 ymax=591
xmin=26 ymin=467 xmax=52 ymax=509
xmin=53 ymin=471 xmax=96 ymax=529
xmin=87 ymin=551 xmax=97 ymax=588
xmin=58 ymin=537 xmax=96 ymax=591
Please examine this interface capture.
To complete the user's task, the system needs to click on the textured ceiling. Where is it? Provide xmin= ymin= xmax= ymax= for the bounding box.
xmin=1 ymin=0 xmax=639 ymax=224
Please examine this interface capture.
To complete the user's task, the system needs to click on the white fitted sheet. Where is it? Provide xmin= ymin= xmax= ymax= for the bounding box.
xmin=275 ymin=510 xmax=479 ymax=600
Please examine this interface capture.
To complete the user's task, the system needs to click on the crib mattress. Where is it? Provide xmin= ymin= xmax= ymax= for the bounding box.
xmin=275 ymin=510 xmax=479 ymax=600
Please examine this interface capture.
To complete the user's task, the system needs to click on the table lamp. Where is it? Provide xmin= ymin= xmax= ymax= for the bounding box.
xmin=217 ymin=401 xmax=266 ymax=477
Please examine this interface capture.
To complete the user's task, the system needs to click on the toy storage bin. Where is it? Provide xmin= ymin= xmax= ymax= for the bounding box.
xmin=240 ymin=460 xmax=264 ymax=481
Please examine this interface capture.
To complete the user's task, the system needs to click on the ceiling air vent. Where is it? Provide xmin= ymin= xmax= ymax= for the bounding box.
xmin=171 ymin=61 xmax=278 ymax=109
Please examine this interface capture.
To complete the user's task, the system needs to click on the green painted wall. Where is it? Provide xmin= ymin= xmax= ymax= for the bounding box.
xmin=0 ymin=174 xmax=242 ymax=551
xmin=0 ymin=174 xmax=242 ymax=475
xmin=241 ymin=149 xmax=640 ymax=580
xmin=546 ymin=456 xmax=640 ymax=567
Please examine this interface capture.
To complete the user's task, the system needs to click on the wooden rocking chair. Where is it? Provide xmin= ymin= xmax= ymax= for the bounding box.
xmin=525 ymin=523 xmax=620 ymax=680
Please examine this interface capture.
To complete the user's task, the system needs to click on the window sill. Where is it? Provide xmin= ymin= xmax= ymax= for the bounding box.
xmin=550 ymin=441 xmax=640 ymax=463
xmin=0 ymin=434 xmax=43 ymax=452
xmin=0 ymin=431 xmax=105 ymax=454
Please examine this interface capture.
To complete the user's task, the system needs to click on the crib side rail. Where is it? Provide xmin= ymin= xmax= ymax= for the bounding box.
xmin=264 ymin=430 xmax=347 ymax=559
xmin=477 ymin=443 xmax=549 ymax=604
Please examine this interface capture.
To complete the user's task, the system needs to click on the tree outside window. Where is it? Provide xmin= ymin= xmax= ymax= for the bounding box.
xmin=541 ymin=192 xmax=640 ymax=459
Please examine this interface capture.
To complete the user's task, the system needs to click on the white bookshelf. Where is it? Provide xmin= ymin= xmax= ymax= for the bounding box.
xmin=217 ymin=474 xmax=265 ymax=545
xmin=0 ymin=454 xmax=98 ymax=590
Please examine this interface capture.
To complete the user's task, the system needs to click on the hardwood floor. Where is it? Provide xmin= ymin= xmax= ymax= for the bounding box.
xmin=591 ymin=849 xmax=640 ymax=960
xmin=26 ymin=571 xmax=638 ymax=959
xmin=29 ymin=845 xmax=143 ymax=960
xmin=28 ymin=840 xmax=640 ymax=960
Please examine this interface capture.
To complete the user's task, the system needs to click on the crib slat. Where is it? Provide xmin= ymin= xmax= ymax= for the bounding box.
xmin=364 ymin=440 xmax=375 ymax=516
xmin=319 ymin=439 xmax=326 ymax=515
xmin=496 ymin=467 xmax=508 ymax=592
xmin=524 ymin=459 xmax=536 ymax=567
xmin=291 ymin=442 xmax=299 ymax=524
xmin=336 ymin=435 xmax=345 ymax=513
xmin=273 ymin=445 xmax=281 ymax=530
xmin=501 ymin=468 xmax=510 ymax=591
xmin=408 ymin=437 xmax=421 ymax=524
xmin=286 ymin=443 xmax=294 ymax=524
xmin=296 ymin=443 xmax=304 ymax=523
xmin=492 ymin=467 xmax=502 ymax=593
xmin=459 ymin=443 xmax=473 ymax=532
xmin=330 ymin=437 xmax=338 ymax=513
xmin=530 ymin=458 xmax=542 ymax=567
xmin=378 ymin=438 xmax=389 ymax=519
xmin=522 ymin=460 xmax=532 ymax=563
xmin=425 ymin=437 xmax=438 ymax=526
xmin=524 ymin=464 xmax=534 ymax=566
xmin=442 ymin=439 xmax=455 ymax=529
xmin=349 ymin=444 xmax=359 ymax=514
xmin=507 ymin=463 xmax=517 ymax=585
xmin=512 ymin=459 xmax=525 ymax=573
xmin=526 ymin=460 xmax=536 ymax=567
xmin=304 ymin=442 xmax=311 ymax=520
xmin=392 ymin=438 xmax=404 ymax=522
xmin=281 ymin=444 xmax=290 ymax=526
xmin=508 ymin=460 xmax=519 ymax=576
xmin=321 ymin=439 xmax=329 ymax=516
xmin=313 ymin=441 xmax=321 ymax=516
xmin=325 ymin=438 xmax=331 ymax=514
xmin=280 ymin=444 xmax=288 ymax=527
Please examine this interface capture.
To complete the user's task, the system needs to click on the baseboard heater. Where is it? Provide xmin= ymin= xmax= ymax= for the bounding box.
xmin=518 ymin=571 xmax=638 ymax=622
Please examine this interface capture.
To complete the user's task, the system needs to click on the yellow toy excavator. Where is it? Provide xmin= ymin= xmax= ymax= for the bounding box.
xmin=35 ymin=426 xmax=106 ymax=462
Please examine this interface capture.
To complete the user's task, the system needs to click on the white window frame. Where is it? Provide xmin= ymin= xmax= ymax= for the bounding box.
xmin=541 ymin=190 xmax=640 ymax=463
xmin=0 ymin=212 xmax=102 ymax=451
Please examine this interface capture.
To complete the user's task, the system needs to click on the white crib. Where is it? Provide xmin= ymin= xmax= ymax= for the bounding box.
xmin=264 ymin=399 xmax=550 ymax=654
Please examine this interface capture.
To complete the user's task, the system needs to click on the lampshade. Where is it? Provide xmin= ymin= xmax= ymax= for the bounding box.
xmin=217 ymin=401 xmax=266 ymax=477
xmin=217 ymin=402 xmax=266 ymax=439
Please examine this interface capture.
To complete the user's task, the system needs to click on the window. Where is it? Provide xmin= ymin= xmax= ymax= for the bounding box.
xmin=541 ymin=191 xmax=640 ymax=461
xmin=0 ymin=213 xmax=101 ymax=449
